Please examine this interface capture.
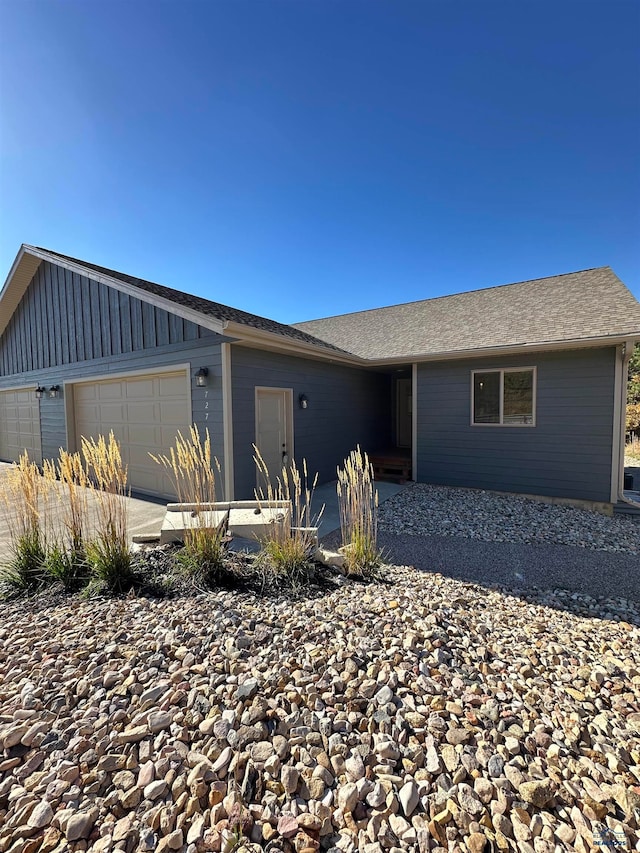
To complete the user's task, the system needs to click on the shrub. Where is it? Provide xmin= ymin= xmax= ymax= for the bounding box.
xmin=337 ymin=446 xmax=381 ymax=577
xmin=82 ymin=432 xmax=134 ymax=593
xmin=43 ymin=543 xmax=89 ymax=591
xmin=151 ymin=426 xmax=226 ymax=586
xmin=253 ymin=446 xmax=322 ymax=588
xmin=0 ymin=451 xmax=49 ymax=593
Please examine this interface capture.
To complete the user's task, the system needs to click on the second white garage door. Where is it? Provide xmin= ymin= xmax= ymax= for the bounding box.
xmin=0 ymin=388 xmax=42 ymax=465
xmin=73 ymin=371 xmax=190 ymax=497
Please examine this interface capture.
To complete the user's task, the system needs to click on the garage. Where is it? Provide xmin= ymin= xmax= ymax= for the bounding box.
xmin=73 ymin=370 xmax=190 ymax=497
xmin=0 ymin=388 xmax=42 ymax=465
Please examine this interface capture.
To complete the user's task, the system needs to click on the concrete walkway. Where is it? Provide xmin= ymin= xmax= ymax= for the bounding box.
xmin=312 ymin=479 xmax=406 ymax=537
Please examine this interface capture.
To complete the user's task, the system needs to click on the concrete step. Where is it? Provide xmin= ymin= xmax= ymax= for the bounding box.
xmin=613 ymin=499 xmax=640 ymax=520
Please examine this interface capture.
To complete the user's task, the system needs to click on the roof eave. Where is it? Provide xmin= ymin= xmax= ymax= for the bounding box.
xmin=0 ymin=246 xmax=44 ymax=338
xmin=223 ymin=321 xmax=366 ymax=365
xmin=366 ymin=333 xmax=640 ymax=366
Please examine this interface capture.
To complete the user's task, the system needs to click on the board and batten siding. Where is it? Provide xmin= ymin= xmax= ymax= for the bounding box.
xmin=0 ymin=261 xmax=226 ymax=486
xmin=0 ymin=260 xmax=208 ymax=375
xmin=231 ymin=346 xmax=390 ymax=498
xmin=416 ymin=348 xmax=616 ymax=502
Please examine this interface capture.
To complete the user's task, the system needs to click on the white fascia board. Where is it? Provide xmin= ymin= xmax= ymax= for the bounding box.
xmin=0 ymin=245 xmax=28 ymax=298
xmin=368 ymin=334 xmax=640 ymax=366
xmin=0 ymin=247 xmax=43 ymax=337
xmin=8 ymin=246 xmax=226 ymax=337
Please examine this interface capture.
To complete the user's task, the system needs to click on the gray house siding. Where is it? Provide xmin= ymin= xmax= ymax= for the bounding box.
xmin=0 ymin=260 xmax=207 ymax=376
xmin=231 ymin=346 xmax=390 ymax=498
xmin=0 ymin=262 xmax=226 ymax=486
xmin=416 ymin=348 xmax=615 ymax=502
xmin=1 ymin=339 xmax=226 ymax=480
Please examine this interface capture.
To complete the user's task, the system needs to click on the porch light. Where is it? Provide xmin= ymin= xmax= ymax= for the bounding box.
xmin=49 ymin=385 xmax=60 ymax=398
xmin=299 ymin=394 xmax=309 ymax=409
xmin=195 ymin=367 xmax=209 ymax=387
xmin=35 ymin=385 xmax=45 ymax=399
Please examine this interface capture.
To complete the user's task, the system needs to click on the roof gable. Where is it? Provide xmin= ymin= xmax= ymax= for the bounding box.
xmin=34 ymin=247 xmax=350 ymax=355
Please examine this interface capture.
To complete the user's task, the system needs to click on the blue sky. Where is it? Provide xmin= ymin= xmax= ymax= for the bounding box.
xmin=1 ymin=0 xmax=638 ymax=322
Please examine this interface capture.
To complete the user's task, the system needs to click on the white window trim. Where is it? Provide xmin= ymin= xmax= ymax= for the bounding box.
xmin=471 ymin=366 xmax=537 ymax=427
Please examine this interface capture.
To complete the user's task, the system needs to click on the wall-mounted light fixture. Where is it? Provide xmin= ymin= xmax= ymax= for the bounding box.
xmin=195 ymin=367 xmax=209 ymax=387
xmin=299 ymin=393 xmax=309 ymax=410
xmin=35 ymin=385 xmax=45 ymax=399
xmin=49 ymin=385 xmax=60 ymax=399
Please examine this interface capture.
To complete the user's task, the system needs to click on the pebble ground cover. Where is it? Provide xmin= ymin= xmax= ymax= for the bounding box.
xmin=1 ymin=565 xmax=638 ymax=853
xmin=378 ymin=484 xmax=640 ymax=554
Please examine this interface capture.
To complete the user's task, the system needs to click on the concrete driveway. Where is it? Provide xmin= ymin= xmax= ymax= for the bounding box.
xmin=0 ymin=462 xmax=167 ymax=563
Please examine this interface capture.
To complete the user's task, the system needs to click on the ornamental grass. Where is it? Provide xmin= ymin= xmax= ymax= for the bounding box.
xmin=253 ymin=445 xmax=323 ymax=588
xmin=82 ymin=432 xmax=134 ymax=593
xmin=0 ymin=451 xmax=49 ymax=593
xmin=337 ymin=446 xmax=381 ymax=577
xmin=150 ymin=426 xmax=226 ymax=585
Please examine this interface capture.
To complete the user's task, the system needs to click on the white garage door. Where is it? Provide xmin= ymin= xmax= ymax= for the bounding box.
xmin=0 ymin=388 xmax=42 ymax=465
xmin=73 ymin=371 xmax=190 ymax=497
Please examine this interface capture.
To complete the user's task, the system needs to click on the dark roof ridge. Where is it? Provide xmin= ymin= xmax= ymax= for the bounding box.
xmin=295 ymin=266 xmax=612 ymax=325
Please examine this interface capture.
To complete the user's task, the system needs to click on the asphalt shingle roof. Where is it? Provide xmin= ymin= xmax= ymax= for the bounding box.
xmin=34 ymin=247 xmax=350 ymax=355
xmin=32 ymin=250 xmax=640 ymax=362
xmin=294 ymin=267 xmax=640 ymax=360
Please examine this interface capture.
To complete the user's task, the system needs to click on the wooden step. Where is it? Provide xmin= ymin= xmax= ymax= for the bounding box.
xmin=370 ymin=454 xmax=412 ymax=484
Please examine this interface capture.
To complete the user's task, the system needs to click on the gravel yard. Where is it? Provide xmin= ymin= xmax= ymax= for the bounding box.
xmin=378 ymin=484 xmax=640 ymax=555
xmin=1 ymin=568 xmax=639 ymax=853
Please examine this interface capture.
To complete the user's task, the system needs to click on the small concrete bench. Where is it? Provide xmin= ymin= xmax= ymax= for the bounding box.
xmin=159 ymin=500 xmax=294 ymax=545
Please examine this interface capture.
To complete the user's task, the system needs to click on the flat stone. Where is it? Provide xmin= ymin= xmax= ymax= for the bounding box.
xmin=236 ymin=679 xmax=259 ymax=701
xmin=144 ymin=780 xmax=168 ymax=800
xmin=277 ymin=814 xmax=299 ymax=838
xmin=148 ymin=711 xmax=172 ymax=733
xmin=518 ymin=779 xmax=554 ymax=808
xmin=65 ymin=807 xmax=99 ymax=842
xmin=27 ymin=800 xmax=53 ymax=829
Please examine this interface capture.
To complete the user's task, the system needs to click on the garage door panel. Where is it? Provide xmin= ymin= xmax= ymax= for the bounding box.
xmin=126 ymin=402 xmax=157 ymax=423
xmin=0 ymin=389 xmax=42 ymax=464
xmin=159 ymin=374 xmax=186 ymax=396
xmin=73 ymin=371 xmax=188 ymax=497
xmin=74 ymin=385 xmax=97 ymax=402
xmin=159 ymin=401 xmax=188 ymax=424
xmin=127 ymin=423 xmax=159 ymax=445
xmin=160 ymin=425 xmax=184 ymax=445
xmin=97 ymin=382 xmax=127 ymax=401
xmin=125 ymin=378 xmax=156 ymax=398
xmin=128 ymin=444 xmax=158 ymax=466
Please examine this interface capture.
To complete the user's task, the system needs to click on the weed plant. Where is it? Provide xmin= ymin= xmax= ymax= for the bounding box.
xmin=82 ymin=432 xmax=134 ymax=593
xmin=253 ymin=446 xmax=323 ymax=588
xmin=0 ymin=451 xmax=49 ymax=593
xmin=337 ymin=446 xmax=381 ymax=577
xmin=151 ymin=426 xmax=227 ymax=586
